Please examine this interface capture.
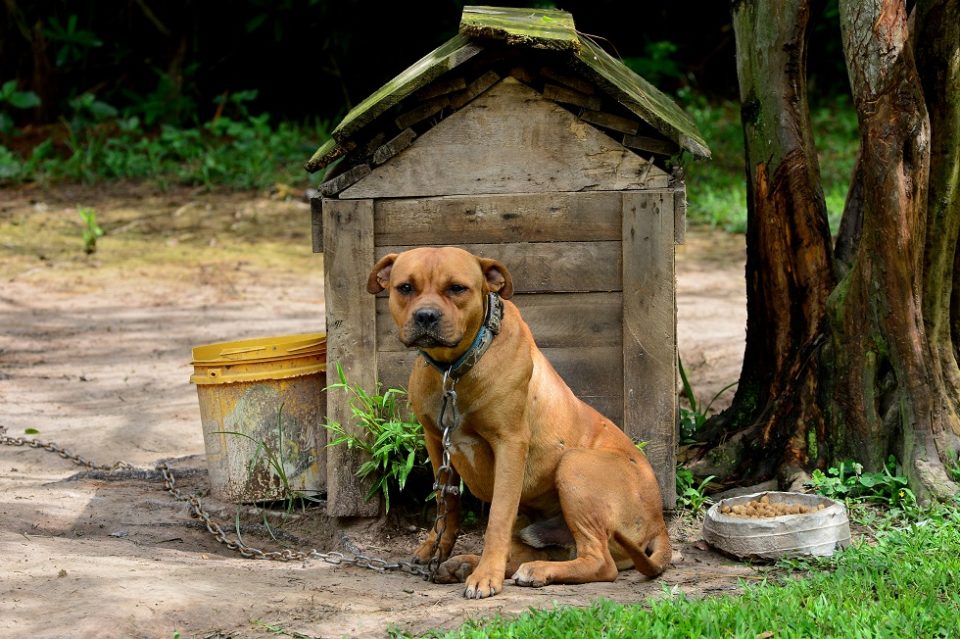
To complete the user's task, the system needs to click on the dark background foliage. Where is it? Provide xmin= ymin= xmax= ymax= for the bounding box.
xmin=0 ymin=0 xmax=848 ymax=128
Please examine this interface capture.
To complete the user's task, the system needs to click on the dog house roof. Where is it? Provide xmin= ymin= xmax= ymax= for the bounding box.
xmin=305 ymin=5 xmax=710 ymax=173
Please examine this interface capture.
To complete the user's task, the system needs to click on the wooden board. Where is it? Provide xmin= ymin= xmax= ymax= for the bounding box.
xmin=374 ymin=241 xmax=622 ymax=294
xmin=377 ymin=347 xmax=624 ymax=425
xmin=310 ymin=195 xmax=323 ymax=253
xmin=674 ymin=184 xmax=687 ymax=245
xmin=373 ymin=128 xmax=416 ymax=166
xmin=622 ymin=134 xmax=680 ymax=156
xmin=373 ymin=191 xmax=622 ymax=246
xmin=570 ymin=36 xmax=711 ymax=158
xmin=340 ymin=77 xmax=670 ymax=199
xmin=318 ymin=164 xmax=371 ymax=197
xmin=621 ymin=190 xmax=677 ymax=508
xmin=376 ymin=292 xmax=622 ymax=351
xmin=394 ymin=98 xmax=448 ymax=130
xmin=459 ymin=6 xmax=579 ymax=51
xmin=542 ymin=83 xmax=602 ymax=111
xmin=580 ymin=109 xmax=641 ymax=135
xmin=449 ymin=70 xmax=501 ymax=110
xmin=322 ymin=198 xmax=380 ymax=517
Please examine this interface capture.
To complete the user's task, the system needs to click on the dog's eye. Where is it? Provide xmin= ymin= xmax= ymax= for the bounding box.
xmin=448 ymin=284 xmax=468 ymax=295
xmin=396 ymin=283 xmax=414 ymax=295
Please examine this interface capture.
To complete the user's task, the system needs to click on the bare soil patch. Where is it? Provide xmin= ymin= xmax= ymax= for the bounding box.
xmin=0 ymin=184 xmax=750 ymax=639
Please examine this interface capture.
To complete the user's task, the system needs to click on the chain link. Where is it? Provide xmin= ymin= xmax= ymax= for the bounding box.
xmin=0 ymin=425 xmax=131 ymax=471
xmin=0 ymin=425 xmax=437 ymax=579
xmin=423 ymin=369 xmax=462 ymax=579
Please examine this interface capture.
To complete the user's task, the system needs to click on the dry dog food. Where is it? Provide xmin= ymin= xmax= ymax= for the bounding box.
xmin=720 ymin=494 xmax=827 ymax=518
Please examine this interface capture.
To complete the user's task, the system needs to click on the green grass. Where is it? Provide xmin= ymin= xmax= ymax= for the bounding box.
xmin=409 ymin=502 xmax=960 ymax=639
xmin=684 ymin=98 xmax=859 ymax=234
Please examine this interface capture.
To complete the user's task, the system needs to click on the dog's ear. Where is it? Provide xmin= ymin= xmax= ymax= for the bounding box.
xmin=367 ymin=253 xmax=398 ymax=294
xmin=478 ymin=258 xmax=514 ymax=299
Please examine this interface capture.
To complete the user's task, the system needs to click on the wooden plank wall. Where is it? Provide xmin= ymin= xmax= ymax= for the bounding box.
xmin=323 ymin=189 xmax=677 ymax=513
xmin=322 ymin=198 xmax=380 ymax=517
xmin=622 ymin=191 xmax=677 ymax=507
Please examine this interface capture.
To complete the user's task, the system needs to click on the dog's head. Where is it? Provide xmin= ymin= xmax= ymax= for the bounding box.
xmin=367 ymin=247 xmax=513 ymax=360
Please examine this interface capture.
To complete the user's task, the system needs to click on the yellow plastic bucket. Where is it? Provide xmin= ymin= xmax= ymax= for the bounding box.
xmin=190 ymin=333 xmax=327 ymax=503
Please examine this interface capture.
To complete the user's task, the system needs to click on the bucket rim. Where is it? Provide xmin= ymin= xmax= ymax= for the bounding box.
xmin=191 ymin=332 xmax=326 ymax=365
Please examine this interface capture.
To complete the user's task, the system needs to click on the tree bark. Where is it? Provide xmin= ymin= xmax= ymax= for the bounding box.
xmin=695 ymin=0 xmax=834 ymax=487
xmin=696 ymin=0 xmax=959 ymax=502
xmin=916 ymin=0 xmax=960 ymax=439
xmin=828 ymin=0 xmax=957 ymax=500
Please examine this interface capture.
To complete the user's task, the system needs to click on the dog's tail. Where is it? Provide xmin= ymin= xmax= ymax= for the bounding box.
xmin=614 ymin=527 xmax=671 ymax=578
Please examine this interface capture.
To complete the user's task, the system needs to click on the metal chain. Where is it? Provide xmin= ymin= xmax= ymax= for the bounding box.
xmin=0 ymin=424 xmax=440 ymax=579
xmin=423 ymin=369 xmax=462 ymax=579
xmin=0 ymin=425 xmax=131 ymax=471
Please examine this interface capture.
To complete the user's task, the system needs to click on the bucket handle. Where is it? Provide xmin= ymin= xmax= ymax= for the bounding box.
xmin=287 ymin=342 xmax=327 ymax=353
xmin=218 ymin=345 xmax=268 ymax=358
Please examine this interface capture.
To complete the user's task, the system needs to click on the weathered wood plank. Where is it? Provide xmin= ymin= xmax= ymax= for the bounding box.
xmin=310 ymin=195 xmax=323 ymax=253
xmin=375 ymin=241 xmax=622 ymax=294
xmin=542 ymin=83 xmax=602 ymax=111
xmin=622 ymin=133 xmax=680 ymax=156
xmin=341 ymin=78 xmax=670 ymax=199
xmin=331 ymin=34 xmax=482 ymax=143
xmin=394 ymin=97 xmax=448 ymax=130
xmin=377 ymin=346 xmax=623 ymax=425
xmin=508 ymin=66 xmax=537 ymax=84
xmin=570 ymin=36 xmax=711 ymax=158
xmin=373 ymin=191 xmax=622 ymax=246
xmin=376 ymin=292 xmax=622 ymax=352
xmin=373 ymin=128 xmax=417 ymax=166
xmin=415 ymin=76 xmax=466 ymax=101
xmin=323 ymin=198 xmax=380 ymax=517
xmin=580 ymin=109 xmax=641 ymax=135
xmin=319 ymin=164 xmax=371 ymax=197
xmin=459 ymin=6 xmax=579 ymax=52
xmin=540 ymin=66 xmax=596 ymax=95
xmin=449 ymin=70 xmax=501 ymax=109
xmin=622 ymin=191 xmax=677 ymax=508
xmin=674 ymin=184 xmax=687 ymax=245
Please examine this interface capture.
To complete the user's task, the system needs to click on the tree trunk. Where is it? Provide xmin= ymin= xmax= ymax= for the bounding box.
xmin=695 ymin=0 xmax=834 ymax=487
xmin=827 ymin=0 xmax=958 ymax=501
xmin=916 ymin=0 xmax=960 ymax=438
xmin=696 ymin=0 xmax=959 ymax=502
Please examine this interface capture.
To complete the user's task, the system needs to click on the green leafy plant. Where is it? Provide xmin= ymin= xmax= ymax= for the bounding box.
xmin=43 ymin=15 xmax=103 ymax=67
xmin=678 ymin=355 xmax=736 ymax=443
xmin=807 ymin=456 xmax=916 ymax=510
xmin=0 ymin=80 xmax=41 ymax=134
xmin=676 ymin=467 xmax=715 ymax=512
xmin=624 ymin=40 xmax=683 ymax=85
xmin=323 ymin=363 xmax=428 ymax=512
xmin=78 ymin=207 xmax=104 ymax=254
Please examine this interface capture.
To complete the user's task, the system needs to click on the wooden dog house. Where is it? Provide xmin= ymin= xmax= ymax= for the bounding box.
xmin=307 ymin=6 xmax=710 ymax=515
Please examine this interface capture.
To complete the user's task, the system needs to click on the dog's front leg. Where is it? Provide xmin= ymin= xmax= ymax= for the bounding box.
xmin=413 ymin=426 xmax=461 ymax=564
xmin=464 ymin=437 xmax=528 ymax=599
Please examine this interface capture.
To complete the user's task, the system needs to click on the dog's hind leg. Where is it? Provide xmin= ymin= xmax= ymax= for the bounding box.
xmin=511 ymin=449 xmax=623 ymax=587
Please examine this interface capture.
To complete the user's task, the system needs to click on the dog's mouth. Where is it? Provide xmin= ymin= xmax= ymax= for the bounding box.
xmin=400 ymin=326 xmax=460 ymax=349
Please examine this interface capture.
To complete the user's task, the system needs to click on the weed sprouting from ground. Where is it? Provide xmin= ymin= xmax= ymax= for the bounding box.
xmin=323 ymin=363 xmax=429 ymax=513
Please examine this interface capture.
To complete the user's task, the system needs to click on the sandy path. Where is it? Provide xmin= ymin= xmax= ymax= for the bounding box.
xmin=0 ymin=187 xmax=749 ymax=639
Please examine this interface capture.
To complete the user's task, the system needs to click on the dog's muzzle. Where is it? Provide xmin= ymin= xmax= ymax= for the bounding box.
xmin=402 ymin=306 xmax=457 ymax=348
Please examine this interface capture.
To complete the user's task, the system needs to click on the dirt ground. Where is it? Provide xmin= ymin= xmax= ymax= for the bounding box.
xmin=0 ymin=184 xmax=751 ymax=639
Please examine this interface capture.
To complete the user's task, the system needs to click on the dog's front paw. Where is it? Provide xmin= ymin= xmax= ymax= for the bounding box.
xmin=433 ymin=554 xmax=480 ymax=583
xmin=464 ymin=566 xmax=504 ymax=599
xmin=512 ymin=561 xmax=551 ymax=588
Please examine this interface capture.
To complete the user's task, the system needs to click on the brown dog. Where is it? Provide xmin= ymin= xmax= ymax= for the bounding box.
xmin=368 ymin=247 xmax=671 ymax=599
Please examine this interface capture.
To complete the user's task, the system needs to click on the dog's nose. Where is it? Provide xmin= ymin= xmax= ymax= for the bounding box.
xmin=413 ymin=307 xmax=441 ymax=327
